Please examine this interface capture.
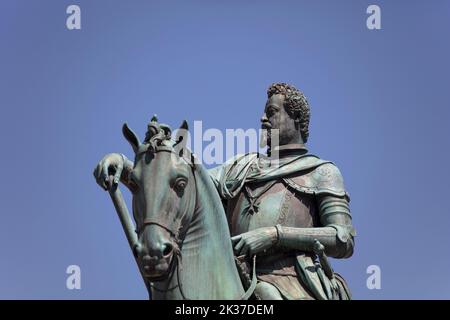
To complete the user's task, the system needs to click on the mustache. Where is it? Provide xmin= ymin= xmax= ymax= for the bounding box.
xmin=261 ymin=121 xmax=272 ymax=129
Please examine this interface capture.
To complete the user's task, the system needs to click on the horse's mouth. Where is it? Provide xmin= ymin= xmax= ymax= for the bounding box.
xmin=141 ymin=255 xmax=174 ymax=280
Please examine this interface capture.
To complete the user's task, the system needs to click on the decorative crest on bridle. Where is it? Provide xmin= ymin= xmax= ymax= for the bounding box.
xmin=142 ymin=115 xmax=190 ymax=160
xmin=143 ymin=115 xmax=173 ymax=152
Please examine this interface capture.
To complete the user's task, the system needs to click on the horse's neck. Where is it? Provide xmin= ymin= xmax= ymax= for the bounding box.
xmin=165 ymin=165 xmax=244 ymax=299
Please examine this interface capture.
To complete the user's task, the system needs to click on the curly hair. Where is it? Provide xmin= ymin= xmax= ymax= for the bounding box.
xmin=267 ymin=83 xmax=310 ymax=142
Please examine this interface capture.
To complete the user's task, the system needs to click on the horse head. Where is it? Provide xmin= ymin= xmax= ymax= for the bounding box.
xmin=122 ymin=116 xmax=196 ymax=281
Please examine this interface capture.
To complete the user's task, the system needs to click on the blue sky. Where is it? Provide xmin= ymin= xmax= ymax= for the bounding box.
xmin=0 ymin=0 xmax=449 ymax=299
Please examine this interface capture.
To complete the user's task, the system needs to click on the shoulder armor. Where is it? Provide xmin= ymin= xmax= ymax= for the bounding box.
xmin=283 ymin=162 xmax=350 ymax=200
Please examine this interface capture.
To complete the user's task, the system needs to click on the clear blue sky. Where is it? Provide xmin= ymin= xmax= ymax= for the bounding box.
xmin=1 ymin=0 xmax=449 ymax=299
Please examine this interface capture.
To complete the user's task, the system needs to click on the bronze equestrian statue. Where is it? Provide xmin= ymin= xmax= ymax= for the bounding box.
xmin=93 ymin=83 xmax=355 ymax=300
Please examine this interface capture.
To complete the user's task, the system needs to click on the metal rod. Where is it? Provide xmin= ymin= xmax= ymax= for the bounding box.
xmin=108 ymin=181 xmax=152 ymax=297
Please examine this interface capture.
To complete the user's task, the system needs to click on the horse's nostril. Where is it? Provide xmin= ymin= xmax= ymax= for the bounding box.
xmin=162 ymin=243 xmax=173 ymax=257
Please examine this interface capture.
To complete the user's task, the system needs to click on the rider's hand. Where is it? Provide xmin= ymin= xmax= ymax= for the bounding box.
xmin=93 ymin=153 xmax=126 ymax=191
xmin=231 ymin=227 xmax=279 ymax=257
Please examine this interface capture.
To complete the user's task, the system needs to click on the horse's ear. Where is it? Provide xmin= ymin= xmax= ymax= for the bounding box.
xmin=180 ymin=120 xmax=188 ymax=131
xmin=122 ymin=123 xmax=141 ymax=153
xmin=174 ymin=120 xmax=189 ymax=157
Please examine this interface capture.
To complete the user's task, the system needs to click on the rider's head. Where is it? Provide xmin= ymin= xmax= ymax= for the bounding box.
xmin=261 ymin=83 xmax=310 ymax=145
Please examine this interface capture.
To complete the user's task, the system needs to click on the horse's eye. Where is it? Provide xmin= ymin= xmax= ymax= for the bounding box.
xmin=174 ymin=178 xmax=187 ymax=192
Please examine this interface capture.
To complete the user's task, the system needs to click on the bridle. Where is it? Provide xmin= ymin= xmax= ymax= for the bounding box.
xmin=135 ymin=145 xmax=197 ymax=238
xmin=134 ymin=145 xmax=197 ymax=299
xmin=135 ymin=143 xmax=257 ymax=300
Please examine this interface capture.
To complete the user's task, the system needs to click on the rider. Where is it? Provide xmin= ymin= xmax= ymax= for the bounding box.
xmin=94 ymin=82 xmax=355 ymax=300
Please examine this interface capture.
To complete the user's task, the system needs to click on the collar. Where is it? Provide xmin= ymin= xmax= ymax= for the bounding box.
xmin=268 ymin=143 xmax=308 ymax=158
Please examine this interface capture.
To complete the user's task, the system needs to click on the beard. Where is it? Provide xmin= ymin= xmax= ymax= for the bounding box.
xmin=260 ymin=128 xmax=280 ymax=151
xmin=260 ymin=128 xmax=271 ymax=148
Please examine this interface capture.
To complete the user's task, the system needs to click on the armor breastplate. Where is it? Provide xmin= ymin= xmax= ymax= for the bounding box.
xmin=226 ymin=179 xmax=320 ymax=236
